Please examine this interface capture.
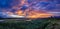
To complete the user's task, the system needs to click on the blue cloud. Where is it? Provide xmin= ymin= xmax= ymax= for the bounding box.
xmin=0 ymin=0 xmax=20 ymax=8
xmin=0 ymin=0 xmax=12 ymax=8
xmin=55 ymin=0 xmax=60 ymax=4
xmin=20 ymin=5 xmax=28 ymax=11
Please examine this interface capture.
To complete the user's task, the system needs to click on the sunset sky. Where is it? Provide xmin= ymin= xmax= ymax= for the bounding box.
xmin=0 ymin=0 xmax=60 ymax=18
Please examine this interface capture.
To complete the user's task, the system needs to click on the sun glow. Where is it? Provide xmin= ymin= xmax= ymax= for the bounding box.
xmin=1 ymin=0 xmax=56 ymax=18
xmin=8 ymin=9 xmax=53 ymax=18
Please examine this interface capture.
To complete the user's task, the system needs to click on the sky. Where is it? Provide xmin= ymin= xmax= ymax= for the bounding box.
xmin=0 ymin=0 xmax=60 ymax=18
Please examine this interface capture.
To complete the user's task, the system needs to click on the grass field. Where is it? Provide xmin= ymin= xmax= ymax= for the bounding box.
xmin=0 ymin=18 xmax=60 ymax=29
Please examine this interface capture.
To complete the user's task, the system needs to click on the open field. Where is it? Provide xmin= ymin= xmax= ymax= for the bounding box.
xmin=0 ymin=18 xmax=60 ymax=29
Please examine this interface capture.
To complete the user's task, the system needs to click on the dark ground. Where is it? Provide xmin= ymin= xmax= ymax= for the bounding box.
xmin=0 ymin=18 xmax=60 ymax=29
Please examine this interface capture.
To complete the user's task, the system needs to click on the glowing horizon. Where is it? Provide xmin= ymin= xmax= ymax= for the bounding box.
xmin=0 ymin=0 xmax=60 ymax=18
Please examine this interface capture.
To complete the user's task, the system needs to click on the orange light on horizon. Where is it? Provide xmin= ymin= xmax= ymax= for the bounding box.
xmin=27 ymin=13 xmax=53 ymax=18
xmin=13 ymin=9 xmax=53 ymax=18
xmin=15 ymin=10 xmax=25 ymax=16
xmin=26 ymin=10 xmax=53 ymax=18
xmin=1 ymin=0 xmax=54 ymax=19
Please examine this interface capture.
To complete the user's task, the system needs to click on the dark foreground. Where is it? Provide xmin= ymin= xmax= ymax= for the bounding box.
xmin=0 ymin=18 xmax=60 ymax=29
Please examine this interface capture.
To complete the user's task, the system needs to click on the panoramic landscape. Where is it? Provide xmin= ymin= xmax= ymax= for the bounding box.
xmin=0 ymin=0 xmax=60 ymax=29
